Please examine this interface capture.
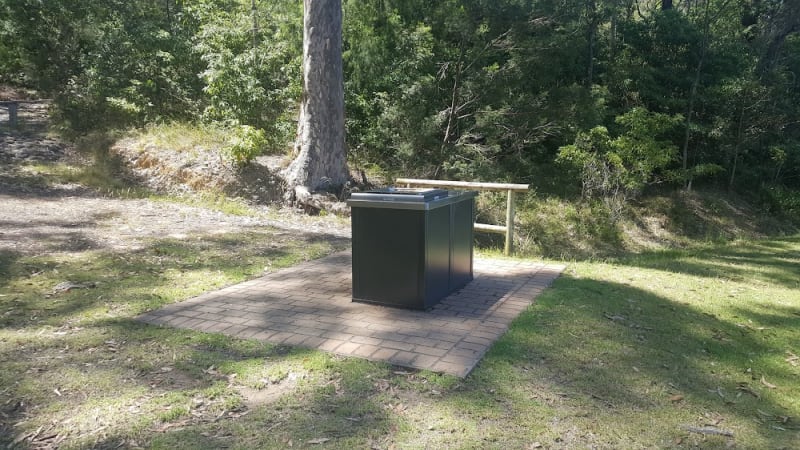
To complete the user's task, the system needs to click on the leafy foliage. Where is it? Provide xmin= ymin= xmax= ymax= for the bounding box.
xmin=1 ymin=0 xmax=800 ymax=197
xmin=558 ymin=108 xmax=682 ymax=216
xmin=224 ymin=125 xmax=268 ymax=166
xmin=195 ymin=0 xmax=301 ymax=153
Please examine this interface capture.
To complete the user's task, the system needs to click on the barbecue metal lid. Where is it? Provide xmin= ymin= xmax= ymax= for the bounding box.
xmin=349 ymin=187 xmax=449 ymax=202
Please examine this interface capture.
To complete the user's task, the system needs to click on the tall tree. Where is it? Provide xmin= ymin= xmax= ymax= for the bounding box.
xmin=283 ymin=0 xmax=349 ymax=199
xmin=757 ymin=0 xmax=800 ymax=73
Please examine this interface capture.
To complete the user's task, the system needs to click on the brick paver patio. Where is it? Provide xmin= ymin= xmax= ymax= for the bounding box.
xmin=138 ymin=252 xmax=565 ymax=377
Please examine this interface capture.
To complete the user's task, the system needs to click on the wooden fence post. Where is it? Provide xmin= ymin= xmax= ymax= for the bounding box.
xmin=392 ymin=178 xmax=529 ymax=256
xmin=505 ymin=189 xmax=515 ymax=256
xmin=8 ymin=102 xmax=17 ymax=127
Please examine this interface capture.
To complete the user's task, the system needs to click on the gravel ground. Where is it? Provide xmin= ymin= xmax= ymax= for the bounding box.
xmin=0 ymin=101 xmax=350 ymax=257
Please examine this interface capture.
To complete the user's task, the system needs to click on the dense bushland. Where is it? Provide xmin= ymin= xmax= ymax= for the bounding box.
xmin=2 ymin=0 xmax=799 ymax=217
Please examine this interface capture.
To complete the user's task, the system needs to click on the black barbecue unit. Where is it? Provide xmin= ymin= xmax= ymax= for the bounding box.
xmin=347 ymin=188 xmax=477 ymax=310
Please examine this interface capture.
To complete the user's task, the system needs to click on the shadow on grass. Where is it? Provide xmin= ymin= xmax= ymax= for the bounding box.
xmin=2 ymin=185 xmax=797 ymax=448
xmin=0 ymin=316 xmax=391 ymax=448
xmin=0 ymin=250 xmax=20 ymax=288
xmin=621 ymin=236 xmax=800 ymax=290
xmin=476 ymin=273 xmax=798 ymax=447
xmin=0 ymin=229 xmax=349 ymax=331
xmin=0 ymin=226 xmax=350 ymax=447
xmin=118 ymin=356 xmax=397 ymax=449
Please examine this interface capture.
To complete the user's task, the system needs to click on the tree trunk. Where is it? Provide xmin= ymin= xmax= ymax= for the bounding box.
xmin=586 ymin=0 xmax=597 ymax=87
xmin=662 ymin=0 xmax=673 ymax=11
xmin=756 ymin=0 xmax=800 ymax=73
xmin=680 ymin=0 xmax=711 ymax=190
xmin=251 ymin=0 xmax=258 ymax=49
xmin=728 ymin=102 xmax=745 ymax=192
xmin=440 ymin=43 xmax=465 ymax=178
xmin=283 ymin=0 xmax=348 ymax=198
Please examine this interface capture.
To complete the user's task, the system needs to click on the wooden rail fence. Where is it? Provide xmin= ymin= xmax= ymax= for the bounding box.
xmin=0 ymin=101 xmax=18 ymax=127
xmin=395 ymin=178 xmax=529 ymax=255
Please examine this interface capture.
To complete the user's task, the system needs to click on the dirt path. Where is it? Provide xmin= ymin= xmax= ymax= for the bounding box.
xmin=0 ymin=102 xmax=349 ymax=257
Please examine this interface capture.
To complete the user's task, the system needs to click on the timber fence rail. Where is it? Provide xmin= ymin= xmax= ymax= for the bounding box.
xmin=394 ymin=178 xmax=529 ymax=255
xmin=0 ymin=101 xmax=18 ymax=127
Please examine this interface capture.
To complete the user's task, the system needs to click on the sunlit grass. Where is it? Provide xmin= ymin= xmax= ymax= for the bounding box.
xmin=2 ymin=148 xmax=799 ymax=449
xmin=130 ymin=122 xmax=229 ymax=154
xmin=2 ymin=230 xmax=798 ymax=448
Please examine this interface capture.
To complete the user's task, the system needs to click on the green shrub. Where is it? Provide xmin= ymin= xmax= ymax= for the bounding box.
xmin=760 ymin=185 xmax=800 ymax=222
xmin=224 ymin=125 xmax=268 ymax=166
xmin=557 ymin=108 xmax=683 ymax=218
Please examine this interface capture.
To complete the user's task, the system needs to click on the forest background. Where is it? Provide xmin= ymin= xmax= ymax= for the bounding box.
xmin=2 ymin=0 xmax=799 ymax=256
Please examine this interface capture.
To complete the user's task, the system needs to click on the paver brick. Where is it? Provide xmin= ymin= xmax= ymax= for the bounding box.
xmin=426 ymin=331 xmax=463 ymax=343
xmin=431 ymin=360 xmax=470 ymax=377
xmin=335 ymin=341 xmax=362 ymax=355
xmin=351 ymin=335 xmax=382 ymax=346
xmin=299 ymin=336 xmax=326 ymax=348
xmin=411 ymin=354 xmax=440 ymax=368
xmin=293 ymin=327 xmax=324 ymax=337
xmin=181 ymin=318 xmax=207 ymax=329
xmin=318 ymin=339 xmax=347 ymax=352
xmin=251 ymin=330 xmax=277 ymax=341
xmin=462 ymin=335 xmax=494 ymax=346
xmin=268 ymin=331 xmax=295 ymax=344
xmin=282 ymin=334 xmax=308 ymax=346
xmin=370 ymin=348 xmax=398 ymax=361
xmin=196 ymin=321 xmax=227 ymax=333
xmin=321 ymin=331 xmax=355 ymax=342
xmin=352 ymin=344 xmax=381 ymax=358
xmin=413 ymin=345 xmax=449 ymax=357
xmin=136 ymin=251 xmax=563 ymax=378
xmin=440 ymin=353 xmax=480 ymax=366
xmin=454 ymin=341 xmax=487 ymax=353
xmin=380 ymin=340 xmax=415 ymax=352
xmin=388 ymin=351 xmax=418 ymax=366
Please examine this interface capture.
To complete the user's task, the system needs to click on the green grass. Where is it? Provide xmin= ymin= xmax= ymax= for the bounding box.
xmin=2 ymin=224 xmax=798 ymax=448
xmin=2 ymin=129 xmax=799 ymax=447
xmin=129 ymin=122 xmax=230 ymax=154
xmin=503 ymin=189 xmax=798 ymax=260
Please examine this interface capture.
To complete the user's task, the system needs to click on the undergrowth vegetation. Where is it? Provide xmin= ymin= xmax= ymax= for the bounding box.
xmin=475 ymin=187 xmax=798 ymax=260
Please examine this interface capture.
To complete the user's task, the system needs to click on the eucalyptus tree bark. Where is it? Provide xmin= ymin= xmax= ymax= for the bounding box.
xmin=283 ymin=0 xmax=348 ymax=200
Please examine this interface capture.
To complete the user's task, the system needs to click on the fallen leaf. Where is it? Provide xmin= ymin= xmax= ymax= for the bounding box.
xmin=761 ymin=376 xmax=777 ymax=389
xmin=670 ymin=394 xmax=684 ymax=403
xmin=12 ymin=430 xmax=34 ymax=446
xmin=682 ymin=425 xmax=734 ymax=437
xmin=308 ymin=437 xmax=330 ymax=444
xmin=736 ymin=384 xmax=761 ymax=399
xmin=757 ymin=409 xmax=773 ymax=419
